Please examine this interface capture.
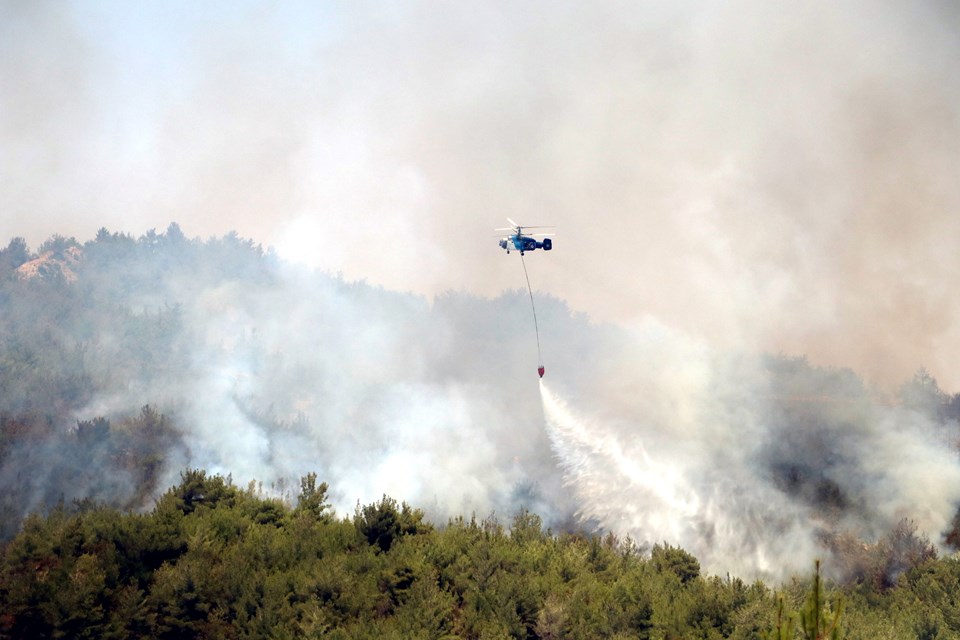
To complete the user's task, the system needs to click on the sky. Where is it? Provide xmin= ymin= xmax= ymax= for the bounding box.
xmin=2 ymin=0 xmax=960 ymax=390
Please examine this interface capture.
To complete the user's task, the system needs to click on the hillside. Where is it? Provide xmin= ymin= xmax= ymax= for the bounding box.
xmin=1 ymin=225 xmax=960 ymax=588
xmin=1 ymin=469 xmax=959 ymax=639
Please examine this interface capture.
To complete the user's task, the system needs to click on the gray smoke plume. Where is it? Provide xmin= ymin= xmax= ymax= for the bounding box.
xmin=2 ymin=1 xmax=958 ymax=390
xmin=540 ymin=342 xmax=960 ymax=579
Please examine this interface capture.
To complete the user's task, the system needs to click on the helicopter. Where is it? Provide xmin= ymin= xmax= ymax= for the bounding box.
xmin=496 ymin=218 xmax=554 ymax=255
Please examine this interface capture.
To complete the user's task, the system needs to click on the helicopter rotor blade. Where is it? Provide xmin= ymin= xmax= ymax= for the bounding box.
xmin=497 ymin=218 xmax=555 ymax=233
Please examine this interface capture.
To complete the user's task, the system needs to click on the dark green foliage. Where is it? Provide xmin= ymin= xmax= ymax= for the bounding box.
xmin=510 ymin=508 xmax=545 ymax=545
xmin=652 ymin=542 xmax=701 ymax=583
xmin=763 ymin=594 xmax=797 ymax=640
xmin=3 ymin=479 xmax=960 ymax=639
xmin=158 ymin=469 xmax=239 ymax=516
xmin=765 ymin=563 xmax=848 ymax=640
xmin=798 ymin=561 xmax=844 ymax=640
xmin=354 ymin=495 xmax=431 ymax=553
xmin=0 ymin=237 xmax=30 ymax=276
xmin=295 ymin=472 xmax=332 ymax=522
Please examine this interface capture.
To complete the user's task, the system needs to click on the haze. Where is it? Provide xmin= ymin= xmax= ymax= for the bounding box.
xmin=2 ymin=0 xmax=959 ymax=390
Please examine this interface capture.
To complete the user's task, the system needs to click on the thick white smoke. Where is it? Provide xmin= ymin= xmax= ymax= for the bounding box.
xmin=63 ymin=243 xmax=956 ymax=580
xmin=3 ymin=1 xmax=959 ymax=390
xmin=67 ymin=260 xmax=559 ymax=522
xmin=541 ymin=379 xmax=823 ymax=578
xmin=539 ymin=330 xmax=960 ymax=580
xmin=5 ymin=228 xmax=959 ymax=580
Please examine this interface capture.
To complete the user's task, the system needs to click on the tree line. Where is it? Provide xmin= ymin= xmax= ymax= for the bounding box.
xmin=3 ymin=226 xmax=960 ymax=637
xmin=2 ymin=469 xmax=960 ymax=639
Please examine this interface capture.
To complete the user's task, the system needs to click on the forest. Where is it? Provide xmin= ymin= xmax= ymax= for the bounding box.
xmin=1 ymin=468 xmax=958 ymax=639
xmin=2 ymin=226 xmax=960 ymax=638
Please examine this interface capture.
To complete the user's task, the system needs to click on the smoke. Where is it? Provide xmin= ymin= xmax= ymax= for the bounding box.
xmin=144 ymin=255 xmax=960 ymax=581
xmin=2 ymin=228 xmax=960 ymax=580
xmin=539 ymin=335 xmax=960 ymax=579
xmin=2 ymin=1 xmax=958 ymax=389
xmin=47 ymin=250 xmax=563 ymax=523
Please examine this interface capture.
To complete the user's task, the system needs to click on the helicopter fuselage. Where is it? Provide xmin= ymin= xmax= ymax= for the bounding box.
xmin=499 ymin=234 xmax=552 ymax=255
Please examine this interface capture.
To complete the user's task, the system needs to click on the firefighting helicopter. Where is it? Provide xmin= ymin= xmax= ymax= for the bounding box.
xmin=495 ymin=218 xmax=554 ymax=378
xmin=496 ymin=218 xmax=554 ymax=255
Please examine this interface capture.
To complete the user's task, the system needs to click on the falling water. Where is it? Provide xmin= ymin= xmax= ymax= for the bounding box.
xmin=538 ymin=379 xmax=823 ymax=579
xmin=539 ymin=380 xmax=700 ymax=541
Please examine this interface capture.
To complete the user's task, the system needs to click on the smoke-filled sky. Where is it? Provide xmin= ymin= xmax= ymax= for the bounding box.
xmin=2 ymin=0 xmax=959 ymax=389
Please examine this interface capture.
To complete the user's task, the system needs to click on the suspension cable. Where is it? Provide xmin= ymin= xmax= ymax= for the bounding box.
xmin=520 ymin=252 xmax=542 ymax=367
